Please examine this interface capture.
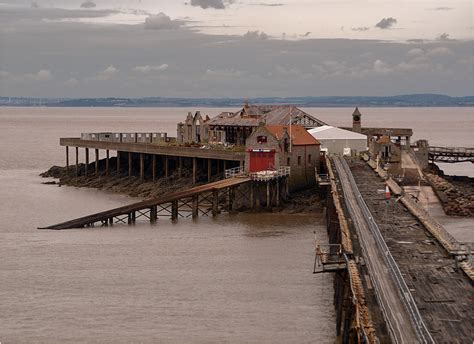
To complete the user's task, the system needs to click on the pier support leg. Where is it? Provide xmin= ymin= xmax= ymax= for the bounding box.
xmin=140 ymin=153 xmax=144 ymax=180
xmin=152 ymin=155 xmax=156 ymax=181
xmin=192 ymin=196 xmax=199 ymax=218
xmin=208 ymin=159 xmax=212 ymax=182
xmin=85 ymin=148 xmax=89 ymax=177
xmin=276 ymin=180 xmax=280 ymax=207
xmin=108 ymin=217 xmax=113 ymax=226
xmin=116 ymin=151 xmax=121 ymax=176
xmin=105 ymin=150 xmax=109 ymax=177
xmin=193 ymin=157 xmax=197 ymax=184
xmin=228 ymin=187 xmax=234 ymax=211
xmin=128 ymin=152 xmax=132 ymax=177
xmin=65 ymin=146 xmax=69 ymax=174
xmin=150 ymin=206 xmax=157 ymax=224
xmin=165 ymin=156 xmax=169 ymax=178
xmin=131 ymin=211 xmax=136 ymax=224
xmin=178 ymin=157 xmax=182 ymax=177
xmin=171 ymin=201 xmax=178 ymax=221
xmin=266 ymin=182 xmax=271 ymax=208
xmin=127 ymin=213 xmax=132 ymax=225
xmin=212 ymin=190 xmax=219 ymax=217
xmin=95 ymin=149 xmax=99 ymax=175
xmin=223 ymin=160 xmax=227 ymax=178
xmin=75 ymin=147 xmax=79 ymax=176
xmin=250 ymin=183 xmax=254 ymax=208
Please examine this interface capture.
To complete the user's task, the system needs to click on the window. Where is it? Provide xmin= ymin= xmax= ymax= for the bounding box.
xmin=298 ymin=156 xmax=301 ymax=165
xmin=308 ymin=154 xmax=312 ymax=164
xmin=287 ymin=157 xmax=290 ymax=165
xmin=257 ymin=135 xmax=267 ymax=144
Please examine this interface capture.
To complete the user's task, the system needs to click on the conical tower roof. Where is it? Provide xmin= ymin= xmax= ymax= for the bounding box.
xmin=352 ymin=107 xmax=362 ymax=117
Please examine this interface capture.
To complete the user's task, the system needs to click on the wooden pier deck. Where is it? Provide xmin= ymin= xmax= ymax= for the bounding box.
xmin=39 ymin=177 xmax=251 ymax=230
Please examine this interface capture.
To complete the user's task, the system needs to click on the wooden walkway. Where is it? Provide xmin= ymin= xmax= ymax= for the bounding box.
xmin=39 ymin=177 xmax=251 ymax=230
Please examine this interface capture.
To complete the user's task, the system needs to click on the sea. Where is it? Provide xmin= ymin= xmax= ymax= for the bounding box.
xmin=0 ymin=106 xmax=472 ymax=343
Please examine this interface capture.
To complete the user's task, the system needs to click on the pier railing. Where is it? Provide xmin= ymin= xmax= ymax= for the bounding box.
xmin=224 ymin=166 xmax=246 ymax=178
xmin=250 ymin=166 xmax=291 ymax=181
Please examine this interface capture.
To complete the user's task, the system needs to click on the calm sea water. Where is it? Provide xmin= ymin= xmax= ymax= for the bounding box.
xmin=0 ymin=106 xmax=472 ymax=343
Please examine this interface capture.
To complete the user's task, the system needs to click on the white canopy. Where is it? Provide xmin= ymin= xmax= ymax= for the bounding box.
xmin=308 ymin=125 xmax=367 ymax=140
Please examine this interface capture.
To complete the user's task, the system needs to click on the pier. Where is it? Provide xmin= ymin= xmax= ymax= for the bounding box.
xmin=428 ymin=146 xmax=474 ymax=163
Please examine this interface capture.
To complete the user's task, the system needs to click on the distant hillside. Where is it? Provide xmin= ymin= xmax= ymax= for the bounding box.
xmin=1 ymin=94 xmax=473 ymax=107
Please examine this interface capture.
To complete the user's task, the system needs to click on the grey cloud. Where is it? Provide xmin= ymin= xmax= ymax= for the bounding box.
xmin=0 ymin=6 xmax=117 ymax=21
xmin=1 ymin=18 xmax=473 ymax=97
xmin=189 ymin=0 xmax=230 ymax=9
xmin=31 ymin=2 xmax=39 ymax=8
xmin=144 ymin=13 xmax=183 ymax=30
xmin=352 ymin=27 xmax=370 ymax=32
xmin=436 ymin=33 xmax=453 ymax=41
xmin=80 ymin=1 xmax=96 ymax=8
xmin=242 ymin=30 xmax=269 ymax=40
xmin=375 ymin=17 xmax=397 ymax=29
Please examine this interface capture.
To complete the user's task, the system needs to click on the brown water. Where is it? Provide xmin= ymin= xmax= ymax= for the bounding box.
xmin=0 ymin=106 xmax=472 ymax=342
xmin=0 ymin=107 xmax=335 ymax=343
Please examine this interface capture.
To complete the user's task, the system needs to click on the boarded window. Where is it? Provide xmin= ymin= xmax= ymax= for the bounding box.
xmin=298 ymin=156 xmax=301 ymax=165
xmin=287 ymin=157 xmax=290 ymax=166
xmin=308 ymin=154 xmax=312 ymax=163
xmin=257 ymin=135 xmax=267 ymax=144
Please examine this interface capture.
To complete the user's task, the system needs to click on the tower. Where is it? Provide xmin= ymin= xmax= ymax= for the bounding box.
xmin=352 ymin=107 xmax=362 ymax=133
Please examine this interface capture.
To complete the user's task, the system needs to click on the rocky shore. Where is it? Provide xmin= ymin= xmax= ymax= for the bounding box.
xmin=41 ymin=164 xmax=323 ymax=214
xmin=425 ymin=172 xmax=474 ymax=217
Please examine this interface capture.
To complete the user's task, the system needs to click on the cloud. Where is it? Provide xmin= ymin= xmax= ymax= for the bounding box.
xmin=436 ymin=33 xmax=452 ymax=41
xmin=426 ymin=47 xmax=453 ymax=57
xmin=205 ymin=68 xmax=244 ymax=77
xmin=133 ymin=64 xmax=169 ymax=73
xmin=189 ymin=0 xmax=234 ymax=9
xmin=64 ymin=77 xmax=79 ymax=86
xmin=352 ymin=27 xmax=370 ymax=32
xmin=95 ymin=65 xmax=118 ymax=80
xmin=0 ymin=6 xmax=117 ymax=20
xmin=253 ymin=3 xmax=284 ymax=6
xmin=80 ymin=1 xmax=96 ymax=8
xmin=406 ymin=48 xmax=424 ymax=57
xmin=242 ymin=30 xmax=269 ymax=40
xmin=432 ymin=7 xmax=453 ymax=11
xmin=31 ymin=2 xmax=39 ymax=8
xmin=144 ymin=13 xmax=183 ymax=30
xmin=375 ymin=17 xmax=397 ymax=29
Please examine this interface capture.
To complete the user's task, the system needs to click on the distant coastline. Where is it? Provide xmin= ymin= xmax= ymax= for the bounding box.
xmin=1 ymin=94 xmax=473 ymax=108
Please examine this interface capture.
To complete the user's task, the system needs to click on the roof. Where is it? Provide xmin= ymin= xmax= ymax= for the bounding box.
xmin=308 ymin=125 xmax=367 ymax=140
xmin=377 ymin=136 xmax=391 ymax=144
xmin=207 ymin=104 xmax=327 ymax=128
xmin=352 ymin=107 xmax=362 ymax=118
xmin=266 ymin=124 xmax=320 ymax=146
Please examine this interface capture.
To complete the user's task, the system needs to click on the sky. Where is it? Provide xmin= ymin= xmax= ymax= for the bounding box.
xmin=0 ymin=0 xmax=473 ymax=98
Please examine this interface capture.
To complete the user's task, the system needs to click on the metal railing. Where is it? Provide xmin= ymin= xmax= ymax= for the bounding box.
xmin=224 ymin=166 xmax=245 ymax=179
xmin=336 ymin=156 xmax=434 ymax=344
xmin=249 ymin=166 xmax=291 ymax=181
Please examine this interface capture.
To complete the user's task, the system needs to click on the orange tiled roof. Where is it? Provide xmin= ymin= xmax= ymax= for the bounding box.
xmin=266 ymin=124 xmax=320 ymax=146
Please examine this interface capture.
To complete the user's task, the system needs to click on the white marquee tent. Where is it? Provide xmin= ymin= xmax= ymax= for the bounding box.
xmin=308 ymin=125 xmax=367 ymax=155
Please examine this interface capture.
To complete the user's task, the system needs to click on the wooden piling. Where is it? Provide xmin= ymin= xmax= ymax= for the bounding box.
xmin=250 ymin=182 xmax=254 ymax=208
xmin=178 ymin=156 xmax=182 ymax=177
xmin=95 ymin=148 xmax=99 ymax=175
xmin=276 ymin=180 xmax=280 ymax=207
xmin=171 ymin=200 xmax=178 ymax=220
xmin=85 ymin=148 xmax=89 ymax=176
xmin=212 ymin=190 xmax=219 ymax=216
xmin=75 ymin=147 xmax=79 ymax=176
xmin=105 ymin=150 xmax=109 ymax=177
xmin=65 ymin=146 xmax=69 ymax=174
xmin=165 ymin=156 xmax=169 ymax=178
xmin=128 ymin=152 xmax=132 ymax=177
xmin=192 ymin=195 xmax=199 ymax=218
xmin=223 ymin=160 xmax=227 ymax=178
xmin=207 ymin=158 xmax=212 ymax=182
xmin=150 ymin=205 xmax=157 ymax=224
xmin=152 ymin=155 xmax=156 ymax=181
xmin=266 ymin=181 xmax=271 ymax=208
xmin=116 ymin=151 xmax=120 ymax=176
xmin=192 ymin=157 xmax=197 ymax=184
xmin=140 ymin=153 xmax=144 ymax=180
